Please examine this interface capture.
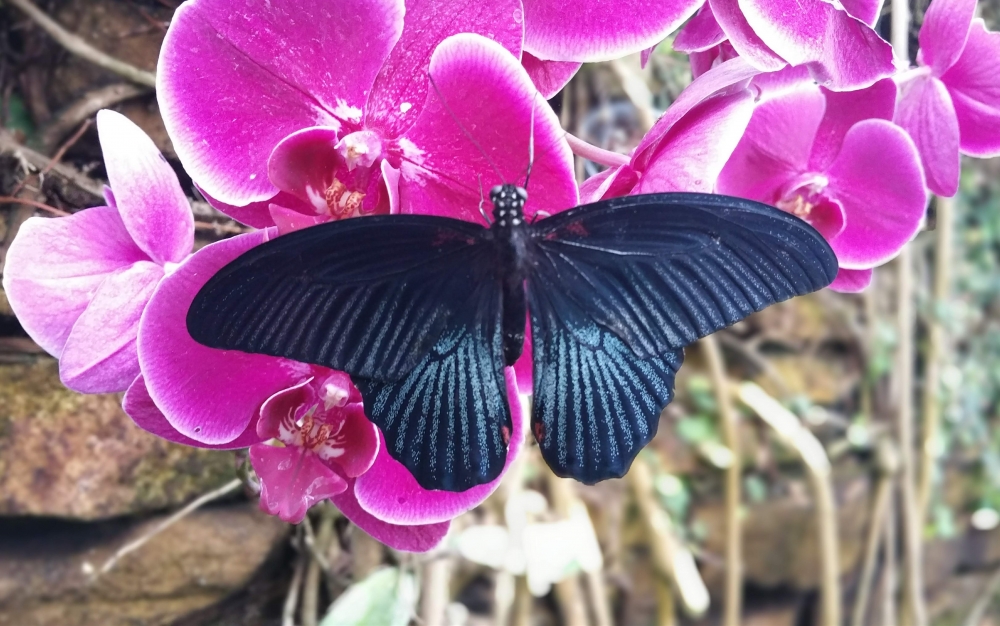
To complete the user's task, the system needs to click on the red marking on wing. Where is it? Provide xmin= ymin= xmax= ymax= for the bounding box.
xmin=533 ymin=422 xmax=545 ymax=443
xmin=501 ymin=425 xmax=511 ymax=446
xmin=544 ymin=220 xmax=589 ymax=240
xmin=431 ymin=229 xmax=478 ymax=247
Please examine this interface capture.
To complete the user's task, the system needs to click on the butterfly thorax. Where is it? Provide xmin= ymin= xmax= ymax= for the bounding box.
xmin=489 ymin=184 xmax=530 ymax=366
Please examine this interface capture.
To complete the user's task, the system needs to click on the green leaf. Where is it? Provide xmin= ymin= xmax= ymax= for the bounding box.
xmin=320 ymin=567 xmax=417 ymax=626
xmin=676 ymin=415 xmax=717 ymax=445
xmin=3 ymin=94 xmax=35 ymax=138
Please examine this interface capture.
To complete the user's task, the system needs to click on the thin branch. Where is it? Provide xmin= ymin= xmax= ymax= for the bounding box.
xmin=283 ymin=552 xmax=307 ymax=626
xmin=6 ymin=0 xmax=156 ymax=87
xmin=702 ymin=335 xmax=743 ymax=626
xmin=12 ymin=118 xmax=92 ymax=196
xmin=0 ymin=196 xmax=68 ymax=215
xmin=97 ymin=478 xmax=241 ymax=576
xmin=302 ymin=508 xmax=336 ymax=626
xmin=961 ymin=566 xmax=1000 ymax=626
xmin=919 ymin=194 xmax=955 ymax=519
xmin=737 ymin=383 xmax=841 ymax=626
xmin=546 ymin=472 xmax=589 ymax=626
xmin=38 ymin=83 xmax=147 ymax=152
xmin=0 ymin=128 xmax=104 ymax=199
xmin=881 ymin=483 xmax=899 ymax=626
xmin=420 ymin=557 xmax=451 ymax=626
xmin=851 ymin=440 xmax=900 ymax=626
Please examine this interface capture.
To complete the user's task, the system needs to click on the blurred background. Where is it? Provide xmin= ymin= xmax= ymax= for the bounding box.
xmin=2 ymin=1 xmax=1000 ymax=624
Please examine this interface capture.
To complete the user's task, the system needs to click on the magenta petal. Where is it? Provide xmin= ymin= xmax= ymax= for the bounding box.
xmin=839 ymin=0 xmax=883 ymax=26
xmin=158 ymin=0 xmax=404 ymax=205
xmin=739 ymin=0 xmax=894 ymax=90
xmin=198 ymin=184 xmax=311 ymax=229
xmin=919 ymin=0 xmax=976 ymax=74
xmin=258 ymin=378 xmax=316 ymax=441
xmin=59 ymin=261 xmax=162 ymax=393
xmin=399 ymin=34 xmax=577 ymax=222
xmin=522 ymin=52 xmax=582 ymax=99
xmin=810 ymin=78 xmax=897 ymax=171
xmin=825 ymin=120 xmax=927 ymax=268
xmin=124 ymin=375 xmax=262 ymax=449
xmin=365 ymin=0 xmax=523 ymax=137
xmin=717 ymin=86 xmax=825 ymax=203
xmin=2 ymin=208 xmax=146 ymax=357
xmin=675 ymin=4 xmax=727 ymax=52
xmin=522 ymin=0 xmax=702 ymax=62
xmin=894 ymin=74 xmax=960 ymax=197
xmin=267 ymin=127 xmax=342 ymax=211
xmin=250 ymin=444 xmax=348 ymax=524
xmin=829 ymin=267 xmax=874 ymax=292
xmin=354 ymin=369 xmax=524 ymax=525
xmin=381 ymin=161 xmax=401 ymax=215
xmin=138 ymin=230 xmax=309 ymax=444
xmin=941 ymin=21 xmax=1000 ymax=157
xmin=709 ymin=0 xmax=787 ymax=71
xmin=337 ymin=406 xmax=380 ymax=478
xmin=96 ymin=110 xmax=193 ymax=265
xmin=634 ymin=89 xmax=754 ymax=194
xmin=579 ymin=167 xmax=626 ymax=203
xmin=332 ymin=482 xmax=449 ymax=552
xmin=633 ymin=57 xmax=759 ymax=171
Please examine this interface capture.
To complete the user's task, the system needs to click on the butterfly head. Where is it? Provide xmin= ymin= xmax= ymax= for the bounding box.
xmin=490 ymin=184 xmax=527 ymax=228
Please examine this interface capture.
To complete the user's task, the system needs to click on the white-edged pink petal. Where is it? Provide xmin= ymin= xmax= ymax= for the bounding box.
xmin=2 ymin=208 xmax=146 ymax=357
xmin=124 ymin=375 xmax=262 ymax=449
xmin=59 ymin=261 xmax=163 ymax=393
xmin=157 ymin=0 xmax=404 ymax=205
xmin=675 ymin=4 xmax=727 ymax=52
xmin=96 ymin=110 xmax=193 ymax=265
xmin=919 ymin=0 xmax=976 ymax=75
xmin=894 ymin=74 xmax=960 ymax=197
xmin=709 ymin=0 xmax=787 ymax=71
xmin=940 ymin=21 xmax=1000 ymax=157
xmin=522 ymin=0 xmax=702 ymax=62
xmin=522 ymin=52 xmax=582 ymax=99
xmin=138 ymin=229 xmax=310 ymax=444
xmin=332 ymin=482 xmax=450 ymax=552
xmin=829 ymin=267 xmax=874 ymax=292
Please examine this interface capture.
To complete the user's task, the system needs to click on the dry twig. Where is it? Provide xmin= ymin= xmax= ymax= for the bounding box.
xmin=6 ymin=0 xmax=156 ymax=87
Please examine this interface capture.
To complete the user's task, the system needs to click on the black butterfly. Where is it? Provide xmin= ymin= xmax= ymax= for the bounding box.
xmin=187 ymin=187 xmax=837 ymax=492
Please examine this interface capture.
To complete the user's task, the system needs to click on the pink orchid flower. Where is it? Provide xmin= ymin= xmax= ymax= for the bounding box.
xmin=717 ymin=79 xmax=927 ymax=292
xmin=894 ymin=0 xmax=1000 ymax=197
xmin=131 ymin=34 xmax=560 ymax=551
xmin=674 ymin=0 xmax=894 ymax=91
xmin=2 ymin=110 xmax=193 ymax=393
xmin=158 ymin=0 xmax=575 ymax=231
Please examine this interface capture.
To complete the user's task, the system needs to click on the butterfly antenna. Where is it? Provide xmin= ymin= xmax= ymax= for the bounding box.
xmin=477 ymin=174 xmax=491 ymax=225
xmin=523 ymin=91 xmax=538 ymax=190
xmin=428 ymin=73 xmax=505 ymax=183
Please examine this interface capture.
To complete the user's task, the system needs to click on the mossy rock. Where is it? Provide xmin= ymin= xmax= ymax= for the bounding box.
xmin=0 ymin=359 xmax=235 ymax=519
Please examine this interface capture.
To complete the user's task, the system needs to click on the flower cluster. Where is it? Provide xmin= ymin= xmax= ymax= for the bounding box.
xmin=4 ymin=0 xmax=999 ymax=551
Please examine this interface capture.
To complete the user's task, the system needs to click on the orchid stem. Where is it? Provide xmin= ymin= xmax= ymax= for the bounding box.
xmin=702 ymin=335 xmax=743 ymax=626
xmin=918 ymin=195 xmax=954 ymax=519
xmin=564 ymin=132 xmax=630 ymax=169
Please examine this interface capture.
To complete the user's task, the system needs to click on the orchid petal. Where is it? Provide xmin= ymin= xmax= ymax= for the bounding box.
xmin=267 ymin=127 xmax=342 ymax=212
xmin=250 ymin=444 xmax=348 ymax=524
xmin=381 ymin=161 xmax=401 ymax=215
xmin=894 ymin=74 xmax=960 ymax=197
xmin=59 ymin=261 xmax=162 ymax=393
xmin=675 ymin=4 xmax=727 ymax=52
xmin=258 ymin=378 xmax=316 ymax=441
xmin=751 ymin=64 xmax=814 ymax=97
xmin=196 ymin=184 xmax=308 ymax=230
xmin=365 ymin=0 xmax=523 ymax=137
xmin=578 ymin=166 xmax=639 ymax=203
xmin=2 ymin=208 xmax=146 ymax=357
xmin=399 ymin=34 xmax=577 ymax=222
xmin=829 ymin=267 xmax=874 ymax=292
xmin=634 ymin=89 xmax=754 ymax=195
xmin=138 ymin=230 xmax=309 ymax=444
xmin=333 ymin=482 xmax=450 ymax=552
xmin=941 ymin=21 xmax=1000 ymax=157
xmin=521 ymin=0 xmax=702 ymax=62
xmin=919 ymin=0 xmax=976 ymax=74
xmin=337 ymin=405 xmax=380 ymax=478
xmin=96 ymin=110 xmax=193 ymax=265
xmin=269 ymin=205 xmax=329 ymax=235
xmin=354 ymin=369 xmax=525 ymax=525
xmin=158 ymin=0 xmax=404 ymax=205
xmin=739 ymin=0 xmax=894 ymax=90
xmin=810 ymin=78 xmax=896 ymax=172
xmin=825 ymin=120 xmax=927 ymax=268
xmin=124 ymin=375 xmax=262 ymax=449
xmin=709 ymin=0 xmax=787 ymax=71
xmin=633 ymin=57 xmax=759 ymax=170
xmin=839 ymin=0 xmax=884 ymax=27
xmin=522 ymin=52 xmax=582 ymax=99
xmin=717 ymin=86 xmax=825 ymax=203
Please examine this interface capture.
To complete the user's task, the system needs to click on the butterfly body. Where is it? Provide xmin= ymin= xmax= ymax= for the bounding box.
xmin=188 ymin=190 xmax=838 ymax=492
